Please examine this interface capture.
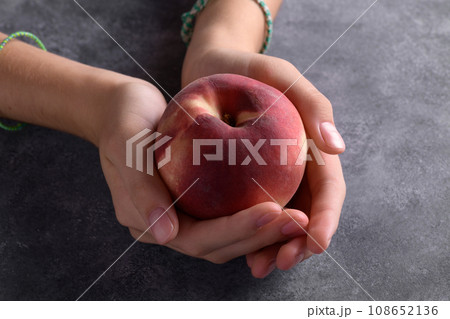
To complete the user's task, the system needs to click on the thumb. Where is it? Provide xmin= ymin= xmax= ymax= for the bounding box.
xmin=247 ymin=54 xmax=346 ymax=155
xmin=120 ymin=165 xmax=180 ymax=245
xmin=289 ymin=89 xmax=346 ymax=155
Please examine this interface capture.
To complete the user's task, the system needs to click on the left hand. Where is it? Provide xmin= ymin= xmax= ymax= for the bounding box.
xmin=97 ymin=81 xmax=311 ymax=267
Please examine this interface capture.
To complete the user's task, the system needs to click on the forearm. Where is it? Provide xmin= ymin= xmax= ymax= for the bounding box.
xmin=0 ymin=32 xmax=137 ymax=145
xmin=182 ymin=0 xmax=282 ymax=84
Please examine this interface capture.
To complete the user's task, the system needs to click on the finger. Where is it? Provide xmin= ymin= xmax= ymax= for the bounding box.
xmin=276 ymin=236 xmax=307 ymax=270
xmin=203 ymin=209 xmax=308 ymax=264
xmin=302 ymin=249 xmax=314 ymax=262
xmin=119 ymin=162 xmax=180 ymax=245
xmin=287 ymin=172 xmax=312 ymax=214
xmin=102 ymin=153 xmax=178 ymax=245
xmin=250 ymin=240 xmax=314 ymax=276
xmin=100 ymin=157 xmax=151 ymax=230
xmin=251 ymin=244 xmax=282 ymax=278
xmin=246 ymin=54 xmax=346 ymax=155
xmin=129 ymin=227 xmax=154 ymax=244
xmin=168 ymin=202 xmax=283 ymax=258
xmin=306 ymin=153 xmax=346 ymax=254
xmin=105 ymin=131 xmax=180 ymax=245
xmin=246 ymin=252 xmax=256 ymax=268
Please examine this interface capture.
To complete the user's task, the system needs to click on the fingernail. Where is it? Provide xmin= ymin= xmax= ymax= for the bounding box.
xmin=320 ymin=122 xmax=345 ymax=150
xmin=294 ymin=253 xmax=304 ymax=264
xmin=148 ymin=207 xmax=174 ymax=244
xmin=256 ymin=211 xmax=280 ymax=228
xmin=266 ymin=259 xmax=277 ymax=275
xmin=281 ymin=220 xmax=306 ymax=236
xmin=247 ymin=255 xmax=255 ymax=268
xmin=326 ymin=235 xmax=334 ymax=248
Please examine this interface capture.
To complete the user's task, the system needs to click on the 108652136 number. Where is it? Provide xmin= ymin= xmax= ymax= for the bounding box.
xmin=368 ymin=305 xmax=438 ymax=316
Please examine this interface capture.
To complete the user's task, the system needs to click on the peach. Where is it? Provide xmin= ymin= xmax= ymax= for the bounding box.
xmin=155 ymin=74 xmax=306 ymax=219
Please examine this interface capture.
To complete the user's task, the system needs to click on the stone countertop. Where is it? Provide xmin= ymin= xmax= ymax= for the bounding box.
xmin=0 ymin=0 xmax=449 ymax=300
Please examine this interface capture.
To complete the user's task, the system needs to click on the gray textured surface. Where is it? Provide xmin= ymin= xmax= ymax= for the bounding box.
xmin=0 ymin=0 xmax=449 ymax=300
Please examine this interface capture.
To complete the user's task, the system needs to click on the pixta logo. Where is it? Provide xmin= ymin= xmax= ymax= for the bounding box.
xmin=126 ymin=128 xmax=172 ymax=176
xmin=126 ymin=129 xmax=325 ymax=176
xmin=192 ymin=138 xmax=324 ymax=166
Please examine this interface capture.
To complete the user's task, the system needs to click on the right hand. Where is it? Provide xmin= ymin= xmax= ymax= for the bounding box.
xmin=98 ymin=80 xmax=309 ymax=266
xmin=182 ymin=48 xmax=347 ymax=274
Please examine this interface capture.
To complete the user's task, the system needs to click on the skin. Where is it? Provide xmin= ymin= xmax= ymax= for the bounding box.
xmin=0 ymin=0 xmax=346 ymax=279
xmin=182 ymin=0 xmax=346 ymax=277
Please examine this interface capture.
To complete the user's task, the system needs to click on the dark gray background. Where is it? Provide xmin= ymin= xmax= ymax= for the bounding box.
xmin=0 ymin=0 xmax=449 ymax=300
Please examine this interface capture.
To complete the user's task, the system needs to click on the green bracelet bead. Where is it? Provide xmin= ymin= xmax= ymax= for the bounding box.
xmin=181 ymin=0 xmax=273 ymax=54
xmin=0 ymin=31 xmax=47 ymax=132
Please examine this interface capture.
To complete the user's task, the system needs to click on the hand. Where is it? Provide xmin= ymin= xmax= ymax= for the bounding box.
xmin=246 ymin=152 xmax=346 ymax=277
xmin=97 ymin=81 xmax=310 ymax=266
xmin=182 ymin=48 xmax=346 ymax=154
xmin=182 ymin=48 xmax=346 ymax=276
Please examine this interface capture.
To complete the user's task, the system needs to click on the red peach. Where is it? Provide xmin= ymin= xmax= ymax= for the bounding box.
xmin=155 ymin=74 xmax=306 ymax=219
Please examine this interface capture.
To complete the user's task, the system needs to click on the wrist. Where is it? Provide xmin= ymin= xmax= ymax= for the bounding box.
xmin=182 ymin=0 xmax=282 ymax=86
xmin=189 ymin=0 xmax=281 ymax=52
xmin=189 ymin=1 xmax=265 ymax=54
xmin=73 ymin=67 xmax=143 ymax=147
xmin=0 ymin=36 xmax=136 ymax=145
xmin=0 ymin=34 xmax=146 ymax=146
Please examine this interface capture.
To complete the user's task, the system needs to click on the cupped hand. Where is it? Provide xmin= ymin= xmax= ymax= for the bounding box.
xmin=97 ymin=81 xmax=310 ymax=266
xmin=182 ymin=48 xmax=346 ymax=276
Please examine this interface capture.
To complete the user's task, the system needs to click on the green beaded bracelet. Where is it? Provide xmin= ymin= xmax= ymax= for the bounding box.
xmin=0 ymin=31 xmax=47 ymax=131
xmin=181 ymin=0 xmax=273 ymax=54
